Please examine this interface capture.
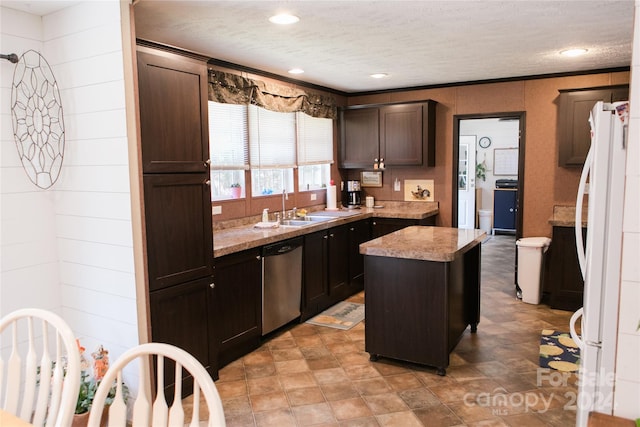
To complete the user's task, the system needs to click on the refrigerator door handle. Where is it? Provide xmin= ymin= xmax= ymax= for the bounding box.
xmin=569 ymin=307 xmax=585 ymax=350
xmin=575 ymin=146 xmax=592 ymax=280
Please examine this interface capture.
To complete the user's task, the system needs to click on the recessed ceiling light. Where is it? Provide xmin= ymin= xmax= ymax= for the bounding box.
xmin=288 ymin=68 xmax=304 ymax=74
xmin=269 ymin=13 xmax=299 ymax=25
xmin=370 ymin=73 xmax=389 ymax=79
xmin=560 ymin=48 xmax=588 ymax=57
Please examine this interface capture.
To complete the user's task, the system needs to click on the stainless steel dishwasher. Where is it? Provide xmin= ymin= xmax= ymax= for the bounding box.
xmin=262 ymin=237 xmax=303 ymax=335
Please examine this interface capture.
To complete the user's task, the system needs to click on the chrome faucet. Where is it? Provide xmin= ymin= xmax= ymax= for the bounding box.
xmin=282 ymin=189 xmax=288 ymax=219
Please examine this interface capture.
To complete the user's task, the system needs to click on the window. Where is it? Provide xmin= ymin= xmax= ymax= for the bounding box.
xmin=208 ymin=102 xmax=335 ymax=199
xmin=208 ymin=101 xmax=248 ymax=200
xmin=296 ymin=112 xmax=333 ymax=191
xmin=249 ymin=105 xmax=295 ymax=195
xmin=299 ymin=164 xmax=330 ymax=191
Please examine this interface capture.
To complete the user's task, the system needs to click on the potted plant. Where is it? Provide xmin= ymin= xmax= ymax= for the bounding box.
xmin=72 ymin=340 xmax=129 ymax=427
xmin=230 ymin=183 xmax=242 ymax=199
xmin=476 ymin=161 xmax=487 ymax=182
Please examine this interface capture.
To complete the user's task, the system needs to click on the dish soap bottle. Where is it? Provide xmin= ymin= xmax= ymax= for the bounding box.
xmin=262 ymin=208 xmax=269 ymax=222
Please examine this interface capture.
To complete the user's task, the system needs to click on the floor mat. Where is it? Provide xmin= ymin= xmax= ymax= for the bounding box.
xmin=306 ymin=301 xmax=364 ymax=330
xmin=539 ymin=329 xmax=581 ymax=372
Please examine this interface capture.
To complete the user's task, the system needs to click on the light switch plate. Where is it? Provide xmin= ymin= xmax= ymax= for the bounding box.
xmin=394 ymin=179 xmax=401 ymax=191
xmin=212 ymin=205 xmax=222 ymax=215
xmin=310 ymin=193 xmax=317 ymax=200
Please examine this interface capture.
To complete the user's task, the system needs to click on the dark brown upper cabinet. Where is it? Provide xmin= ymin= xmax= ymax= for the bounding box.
xmin=137 ymin=49 xmax=210 ymax=174
xmin=339 ymin=100 xmax=436 ymax=169
xmin=558 ymin=85 xmax=629 ymax=167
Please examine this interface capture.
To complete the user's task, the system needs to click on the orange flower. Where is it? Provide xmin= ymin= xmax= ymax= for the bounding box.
xmin=92 ymin=345 xmax=109 ymax=381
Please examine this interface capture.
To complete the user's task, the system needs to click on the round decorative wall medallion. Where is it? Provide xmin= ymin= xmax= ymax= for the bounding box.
xmin=11 ymin=50 xmax=65 ymax=189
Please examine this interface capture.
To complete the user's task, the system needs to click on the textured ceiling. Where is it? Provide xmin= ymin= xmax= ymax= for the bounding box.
xmin=9 ymin=1 xmax=632 ymax=94
xmin=133 ymin=0 xmax=634 ymax=93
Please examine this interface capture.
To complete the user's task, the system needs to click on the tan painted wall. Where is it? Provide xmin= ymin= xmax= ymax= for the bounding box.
xmin=347 ymin=71 xmax=629 ymax=237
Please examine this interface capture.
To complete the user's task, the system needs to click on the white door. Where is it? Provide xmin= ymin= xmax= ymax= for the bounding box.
xmin=458 ymin=135 xmax=477 ymax=229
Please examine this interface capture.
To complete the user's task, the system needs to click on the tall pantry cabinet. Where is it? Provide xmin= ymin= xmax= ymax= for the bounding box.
xmin=136 ymin=46 xmax=217 ymax=381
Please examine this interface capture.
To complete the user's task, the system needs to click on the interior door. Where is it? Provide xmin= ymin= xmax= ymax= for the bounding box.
xmin=457 ymin=135 xmax=477 ymax=229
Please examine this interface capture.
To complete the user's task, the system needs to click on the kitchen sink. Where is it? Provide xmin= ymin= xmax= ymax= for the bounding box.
xmin=279 ymin=220 xmax=309 ymax=227
xmin=280 ymin=216 xmax=334 ymax=227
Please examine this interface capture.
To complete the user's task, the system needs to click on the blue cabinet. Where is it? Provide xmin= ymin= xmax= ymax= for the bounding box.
xmin=493 ymin=189 xmax=517 ymax=233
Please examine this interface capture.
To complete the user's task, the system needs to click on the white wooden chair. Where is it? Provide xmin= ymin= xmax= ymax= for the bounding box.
xmin=0 ymin=308 xmax=81 ymax=427
xmin=87 ymin=342 xmax=225 ymax=427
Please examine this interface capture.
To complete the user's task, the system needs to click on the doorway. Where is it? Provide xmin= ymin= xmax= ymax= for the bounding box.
xmin=452 ymin=113 xmax=526 ymax=240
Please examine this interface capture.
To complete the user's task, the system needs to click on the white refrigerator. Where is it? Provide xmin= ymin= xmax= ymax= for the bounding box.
xmin=570 ymin=100 xmax=629 ymax=426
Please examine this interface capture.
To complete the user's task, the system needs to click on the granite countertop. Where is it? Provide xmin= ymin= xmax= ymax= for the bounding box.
xmin=213 ymin=201 xmax=438 ymax=257
xmin=548 ymin=205 xmax=588 ymax=227
xmin=359 ymin=226 xmax=486 ymax=262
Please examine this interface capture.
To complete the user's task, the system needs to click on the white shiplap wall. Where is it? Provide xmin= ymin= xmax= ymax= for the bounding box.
xmin=0 ymin=7 xmax=61 ymax=317
xmin=614 ymin=2 xmax=640 ymax=419
xmin=0 ymin=2 xmax=139 ymax=361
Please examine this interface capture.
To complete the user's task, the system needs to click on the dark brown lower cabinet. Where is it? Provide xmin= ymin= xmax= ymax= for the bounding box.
xmin=149 ymin=276 xmax=217 ymax=395
xmin=213 ymin=248 xmax=262 ymax=367
xmin=328 ymin=225 xmax=349 ymax=304
xmin=347 ymin=220 xmax=371 ymax=294
xmin=364 ymin=243 xmax=481 ymax=376
xmin=302 ymin=229 xmax=330 ymax=321
xmin=545 ymin=226 xmax=586 ymax=311
xmin=302 ymin=224 xmax=352 ymax=320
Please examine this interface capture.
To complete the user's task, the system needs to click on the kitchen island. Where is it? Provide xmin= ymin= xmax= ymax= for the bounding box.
xmin=360 ymin=226 xmax=485 ymax=375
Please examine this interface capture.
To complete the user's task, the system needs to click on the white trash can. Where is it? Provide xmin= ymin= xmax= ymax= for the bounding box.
xmin=478 ymin=209 xmax=492 ymax=234
xmin=516 ymin=237 xmax=552 ymax=304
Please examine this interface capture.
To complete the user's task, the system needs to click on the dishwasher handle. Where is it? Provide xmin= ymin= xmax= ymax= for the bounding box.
xmin=262 ymin=237 xmax=303 ymax=257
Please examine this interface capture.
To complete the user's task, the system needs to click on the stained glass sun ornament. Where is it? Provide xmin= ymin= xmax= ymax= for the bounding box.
xmin=11 ymin=50 xmax=65 ymax=189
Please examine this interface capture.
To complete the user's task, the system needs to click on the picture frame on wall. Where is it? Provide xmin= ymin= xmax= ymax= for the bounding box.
xmin=361 ymin=171 xmax=383 ymax=187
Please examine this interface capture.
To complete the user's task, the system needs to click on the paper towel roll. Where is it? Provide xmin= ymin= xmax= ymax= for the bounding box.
xmin=326 ymin=185 xmax=337 ymax=210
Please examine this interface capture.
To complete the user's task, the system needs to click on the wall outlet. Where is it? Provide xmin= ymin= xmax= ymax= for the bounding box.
xmin=212 ymin=205 xmax=222 ymax=215
xmin=310 ymin=193 xmax=317 ymax=201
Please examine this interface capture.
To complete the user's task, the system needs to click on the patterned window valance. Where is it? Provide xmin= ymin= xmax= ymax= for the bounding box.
xmin=208 ymin=69 xmax=337 ymax=120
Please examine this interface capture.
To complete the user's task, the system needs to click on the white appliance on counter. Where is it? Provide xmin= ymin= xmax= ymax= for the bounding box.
xmin=570 ymin=101 xmax=629 ymax=426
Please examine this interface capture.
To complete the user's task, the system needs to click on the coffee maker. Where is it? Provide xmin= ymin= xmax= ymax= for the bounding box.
xmin=343 ymin=180 xmax=362 ymax=208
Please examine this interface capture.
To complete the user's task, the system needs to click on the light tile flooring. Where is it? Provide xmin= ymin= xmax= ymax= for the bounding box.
xmin=206 ymin=235 xmax=579 ymax=426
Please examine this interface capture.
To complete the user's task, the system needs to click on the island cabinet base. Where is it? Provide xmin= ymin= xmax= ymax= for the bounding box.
xmin=364 ymin=244 xmax=480 ymax=375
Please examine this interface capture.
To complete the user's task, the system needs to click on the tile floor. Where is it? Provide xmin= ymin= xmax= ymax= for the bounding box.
xmin=204 ymin=235 xmax=579 ymax=426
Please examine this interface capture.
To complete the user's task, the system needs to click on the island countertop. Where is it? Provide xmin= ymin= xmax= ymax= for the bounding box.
xmin=359 ymin=226 xmax=486 ymax=262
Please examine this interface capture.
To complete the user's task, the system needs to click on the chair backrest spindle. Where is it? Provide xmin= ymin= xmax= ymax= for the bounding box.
xmin=0 ymin=308 xmax=80 ymax=427
xmin=87 ymin=343 xmax=225 ymax=427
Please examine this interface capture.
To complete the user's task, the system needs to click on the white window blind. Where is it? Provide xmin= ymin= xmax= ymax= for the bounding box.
xmin=249 ymin=105 xmax=296 ymax=168
xmin=208 ymin=101 xmax=249 ymax=170
xmin=296 ymin=112 xmax=334 ymax=165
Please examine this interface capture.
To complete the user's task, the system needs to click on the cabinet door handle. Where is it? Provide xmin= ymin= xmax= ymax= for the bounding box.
xmin=323 ymin=235 xmax=328 ymax=239
xmin=372 ymin=221 xmax=377 ymax=226
xmin=350 ymin=227 xmax=355 ymax=231
xmin=330 ymin=233 xmax=334 ymax=238
xmin=509 ymin=208 xmax=514 ymax=212
xmin=205 ymin=159 xmax=211 ymax=166
xmin=204 ymin=180 xmax=211 ymax=186
xmin=256 ymin=255 xmax=261 ymax=260
xmin=209 ymin=282 xmax=215 ymax=289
